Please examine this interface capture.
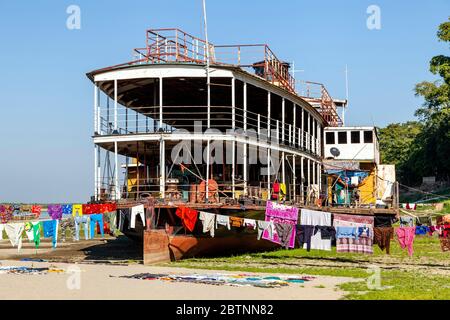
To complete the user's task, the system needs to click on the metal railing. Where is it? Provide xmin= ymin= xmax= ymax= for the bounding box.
xmin=97 ymin=105 xmax=321 ymax=157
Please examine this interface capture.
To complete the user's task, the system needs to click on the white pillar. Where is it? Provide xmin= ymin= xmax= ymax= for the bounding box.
xmin=114 ymin=141 xmax=120 ymax=200
xmin=206 ymin=140 xmax=210 ymax=202
xmin=231 ymin=77 xmax=236 ymax=199
xmin=243 ymin=82 xmax=248 ymax=195
xmin=97 ymin=147 xmax=101 ymax=200
xmin=317 ymin=162 xmax=321 ymax=192
xmin=301 ymin=156 xmax=304 ymax=203
xmin=160 ymin=139 xmax=165 ymax=199
xmin=159 ymin=77 xmax=163 ymax=130
xmin=94 ymin=145 xmax=98 ymax=200
xmin=94 ymin=84 xmax=99 ymax=134
xmin=281 ymin=98 xmax=285 ymax=143
xmin=293 ymin=155 xmax=296 ymax=202
xmin=301 ymin=108 xmax=304 ymax=149
xmin=282 ymin=152 xmax=285 ymax=185
xmin=267 ymin=92 xmax=271 ymax=200
xmin=114 ymin=79 xmax=118 ymax=132
xmin=293 ymin=104 xmax=296 ymax=146
xmin=307 ymin=158 xmax=311 ymax=192
xmin=307 ymin=112 xmax=311 ymax=152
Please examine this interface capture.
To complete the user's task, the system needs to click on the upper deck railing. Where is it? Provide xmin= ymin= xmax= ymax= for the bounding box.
xmin=93 ymin=28 xmax=343 ymax=127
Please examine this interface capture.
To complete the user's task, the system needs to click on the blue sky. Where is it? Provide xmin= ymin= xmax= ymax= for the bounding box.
xmin=0 ymin=0 xmax=448 ymax=203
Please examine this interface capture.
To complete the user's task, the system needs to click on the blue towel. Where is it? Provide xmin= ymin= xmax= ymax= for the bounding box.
xmin=42 ymin=220 xmax=58 ymax=248
xmin=336 ymin=226 xmax=359 ymax=240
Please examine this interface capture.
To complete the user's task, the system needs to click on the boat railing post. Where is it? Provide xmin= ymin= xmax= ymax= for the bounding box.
xmin=243 ymin=82 xmax=248 ymax=196
xmin=232 ymin=77 xmax=236 ymax=200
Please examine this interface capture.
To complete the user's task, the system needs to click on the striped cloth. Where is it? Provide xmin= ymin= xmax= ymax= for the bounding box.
xmin=333 ymin=214 xmax=374 ymax=255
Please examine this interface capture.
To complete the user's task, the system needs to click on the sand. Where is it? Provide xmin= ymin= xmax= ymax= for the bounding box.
xmin=0 ymin=259 xmax=355 ymax=300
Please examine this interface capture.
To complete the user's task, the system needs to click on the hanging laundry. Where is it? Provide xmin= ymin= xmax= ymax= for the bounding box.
xmin=274 ymin=223 xmax=294 ymax=249
xmin=72 ymin=204 xmax=83 ymax=217
xmin=90 ymin=214 xmax=104 ymax=239
xmin=24 ymin=222 xmax=34 ymax=241
xmin=31 ymin=205 xmax=42 ymax=218
xmin=400 ymin=216 xmax=414 ymax=227
xmin=358 ymin=226 xmax=371 ymax=238
xmin=20 ymin=205 xmax=32 ymax=213
xmin=74 ymin=216 xmax=89 ymax=241
xmin=334 ymin=214 xmax=374 ymax=254
xmin=373 ymin=227 xmax=394 ymax=254
xmin=396 ymin=227 xmax=415 ymax=257
xmin=0 ymin=205 xmax=13 ymax=224
xmin=175 ymin=206 xmax=198 ymax=232
xmin=32 ymin=222 xmax=41 ymax=249
xmin=374 ymin=215 xmax=397 ymax=227
xmin=5 ymin=223 xmax=25 ymax=251
xmin=118 ymin=209 xmax=131 ymax=232
xmin=415 ymin=225 xmax=430 ymax=235
xmin=442 ymin=215 xmax=450 ymax=224
xmin=230 ymin=217 xmax=244 ymax=228
xmin=24 ymin=222 xmax=41 ymax=249
xmin=313 ymin=226 xmax=336 ymax=240
xmin=104 ymin=211 xmax=118 ymax=236
xmin=60 ymin=218 xmax=76 ymax=242
xmin=429 ymin=225 xmax=444 ymax=236
xmin=199 ymin=211 xmax=216 ymax=237
xmin=0 ymin=224 xmax=5 ymax=240
xmin=300 ymin=209 xmax=331 ymax=251
xmin=101 ymin=203 xmax=117 ymax=213
xmin=130 ymin=205 xmax=146 ymax=229
xmin=47 ymin=204 xmax=63 ymax=220
xmin=296 ymin=225 xmax=314 ymax=252
xmin=263 ymin=202 xmax=299 ymax=249
xmin=243 ymin=219 xmax=257 ymax=229
xmin=415 ymin=216 xmax=432 ymax=226
xmin=42 ymin=220 xmax=59 ymax=248
xmin=216 ymin=214 xmax=231 ymax=230
xmin=440 ymin=238 xmax=450 ymax=252
xmin=336 ymin=226 xmax=359 ymax=240
xmin=406 ymin=203 xmax=417 ymax=210
xmin=62 ymin=204 xmax=73 ymax=215
xmin=84 ymin=204 xmax=92 ymax=214
xmin=257 ymin=220 xmax=273 ymax=241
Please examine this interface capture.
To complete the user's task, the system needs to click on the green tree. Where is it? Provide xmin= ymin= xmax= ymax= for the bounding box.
xmin=380 ymin=18 xmax=450 ymax=186
xmin=379 ymin=122 xmax=422 ymax=183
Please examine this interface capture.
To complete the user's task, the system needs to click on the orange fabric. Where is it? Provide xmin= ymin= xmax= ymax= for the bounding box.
xmin=31 ymin=205 xmax=42 ymax=218
xmin=230 ymin=217 xmax=244 ymax=228
xmin=443 ymin=215 xmax=450 ymax=224
xmin=175 ymin=206 xmax=199 ymax=232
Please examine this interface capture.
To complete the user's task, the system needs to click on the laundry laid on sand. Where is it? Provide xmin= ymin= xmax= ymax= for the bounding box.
xmin=114 ymin=273 xmax=315 ymax=288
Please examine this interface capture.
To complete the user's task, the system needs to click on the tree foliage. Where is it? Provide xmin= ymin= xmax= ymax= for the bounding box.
xmin=380 ymin=18 xmax=450 ymax=186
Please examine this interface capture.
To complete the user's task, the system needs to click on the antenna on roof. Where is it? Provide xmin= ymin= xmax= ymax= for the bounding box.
xmin=342 ymin=64 xmax=349 ymax=126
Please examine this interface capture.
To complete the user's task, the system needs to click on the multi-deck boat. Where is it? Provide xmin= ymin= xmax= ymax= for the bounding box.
xmin=86 ymin=28 xmax=397 ymax=263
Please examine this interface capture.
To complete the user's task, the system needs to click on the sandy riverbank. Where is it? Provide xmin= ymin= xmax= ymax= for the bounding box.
xmin=0 ymin=259 xmax=355 ymax=300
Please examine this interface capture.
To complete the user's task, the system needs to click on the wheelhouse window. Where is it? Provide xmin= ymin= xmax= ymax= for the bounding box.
xmin=338 ymin=132 xmax=347 ymax=144
xmin=364 ymin=130 xmax=374 ymax=143
xmin=325 ymin=132 xmax=335 ymax=144
xmin=351 ymin=131 xmax=361 ymax=144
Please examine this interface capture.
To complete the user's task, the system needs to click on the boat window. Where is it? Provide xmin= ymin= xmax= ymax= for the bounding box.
xmin=351 ymin=131 xmax=361 ymax=144
xmin=364 ymin=130 xmax=373 ymax=143
xmin=325 ymin=132 xmax=335 ymax=144
xmin=338 ymin=132 xmax=347 ymax=144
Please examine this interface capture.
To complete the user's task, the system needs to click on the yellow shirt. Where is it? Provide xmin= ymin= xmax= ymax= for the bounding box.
xmin=72 ymin=204 xmax=83 ymax=217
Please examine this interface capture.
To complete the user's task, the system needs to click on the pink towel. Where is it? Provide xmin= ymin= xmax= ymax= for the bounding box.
xmin=395 ymin=227 xmax=416 ymax=257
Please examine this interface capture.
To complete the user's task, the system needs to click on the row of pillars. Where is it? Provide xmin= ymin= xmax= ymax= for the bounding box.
xmin=93 ymin=75 xmax=323 ymax=202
